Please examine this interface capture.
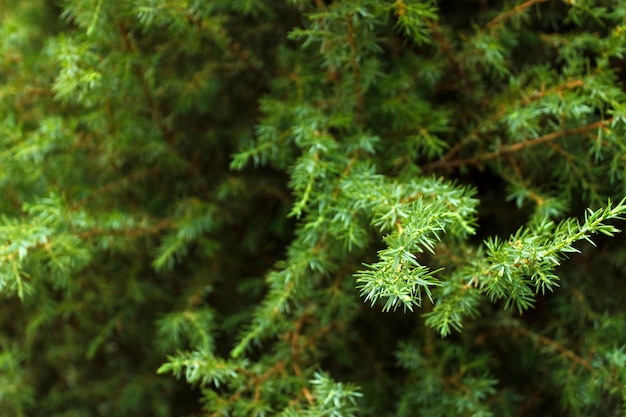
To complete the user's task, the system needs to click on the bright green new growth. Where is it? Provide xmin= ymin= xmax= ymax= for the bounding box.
xmin=1 ymin=0 xmax=626 ymax=416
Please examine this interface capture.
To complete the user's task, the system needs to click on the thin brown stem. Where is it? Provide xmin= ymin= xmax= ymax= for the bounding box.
xmin=346 ymin=15 xmax=364 ymax=116
xmin=423 ymin=119 xmax=611 ymax=170
xmin=485 ymin=0 xmax=551 ymax=30
xmin=77 ymin=219 xmax=172 ymax=240
xmin=71 ymin=166 xmax=161 ymax=210
xmin=435 ymin=79 xmax=585 ymax=165
xmin=428 ymin=20 xmax=463 ymax=77
xmin=512 ymin=326 xmax=595 ymax=372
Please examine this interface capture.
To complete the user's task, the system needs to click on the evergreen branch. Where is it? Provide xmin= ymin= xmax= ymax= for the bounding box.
xmin=427 ymin=20 xmax=463 ymax=76
xmin=431 ymin=78 xmax=586 ymax=166
xmin=428 ymin=198 xmax=626 ymax=335
xmin=517 ymin=79 xmax=585 ymax=107
xmin=77 ymin=219 xmax=173 ymax=240
xmin=86 ymin=0 xmax=103 ymax=36
xmin=511 ymin=325 xmax=595 ymax=372
xmin=345 ymin=15 xmax=363 ymax=115
xmin=314 ymin=0 xmax=327 ymax=11
xmin=294 ymin=321 xmax=338 ymax=358
xmin=232 ymin=155 xmax=365 ymax=356
xmin=424 ymin=119 xmax=612 ymax=170
xmin=546 ymin=141 xmax=590 ymax=195
xmin=204 ymin=360 xmax=288 ymax=417
xmin=0 ymin=219 xmax=171 ymax=282
xmin=70 ymin=166 xmax=162 ymax=209
xmin=116 ymin=23 xmax=197 ymax=173
xmin=157 ymin=350 xmax=246 ymax=387
xmin=485 ymin=0 xmax=550 ymax=30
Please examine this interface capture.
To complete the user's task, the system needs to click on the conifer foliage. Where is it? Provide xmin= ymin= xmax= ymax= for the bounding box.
xmin=1 ymin=0 xmax=626 ymax=415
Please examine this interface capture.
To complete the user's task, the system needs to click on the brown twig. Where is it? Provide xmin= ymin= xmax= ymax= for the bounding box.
xmin=314 ymin=0 xmax=327 ymax=11
xmin=427 ymin=20 xmax=464 ymax=77
xmin=70 ymin=166 xmax=161 ymax=210
xmin=434 ymin=78 xmax=585 ymax=166
xmin=512 ymin=325 xmax=595 ymax=372
xmin=423 ymin=119 xmax=611 ymax=170
xmin=346 ymin=15 xmax=364 ymax=116
xmin=77 ymin=219 xmax=173 ymax=240
xmin=210 ymin=361 xmax=287 ymax=417
xmin=485 ymin=0 xmax=551 ymax=30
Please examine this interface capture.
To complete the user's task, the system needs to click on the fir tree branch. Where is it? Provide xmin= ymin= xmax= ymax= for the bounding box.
xmin=70 ymin=166 xmax=162 ymax=210
xmin=427 ymin=20 xmax=463 ymax=77
xmin=485 ymin=0 xmax=551 ymax=30
xmin=517 ymin=79 xmax=585 ymax=107
xmin=431 ymin=78 xmax=587 ymax=166
xmin=511 ymin=325 xmax=595 ymax=372
xmin=314 ymin=0 xmax=327 ymax=11
xmin=345 ymin=14 xmax=364 ymax=116
xmin=546 ymin=142 xmax=588 ymax=187
xmin=423 ymin=118 xmax=612 ymax=170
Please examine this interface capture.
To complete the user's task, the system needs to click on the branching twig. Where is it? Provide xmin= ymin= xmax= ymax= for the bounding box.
xmin=434 ymin=79 xmax=586 ymax=165
xmin=71 ymin=166 xmax=161 ymax=210
xmin=423 ymin=119 xmax=611 ymax=170
xmin=485 ymin=0 xmax=550 ymax=30
xmin=346 ymin=15 xmax=364 ymax=116
xmin=512 ymin=325 xmax=595 ymax=372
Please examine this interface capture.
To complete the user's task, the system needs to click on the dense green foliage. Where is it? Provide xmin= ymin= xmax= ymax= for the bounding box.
xmin=1 ymin=0 xmax=626 ymax=416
